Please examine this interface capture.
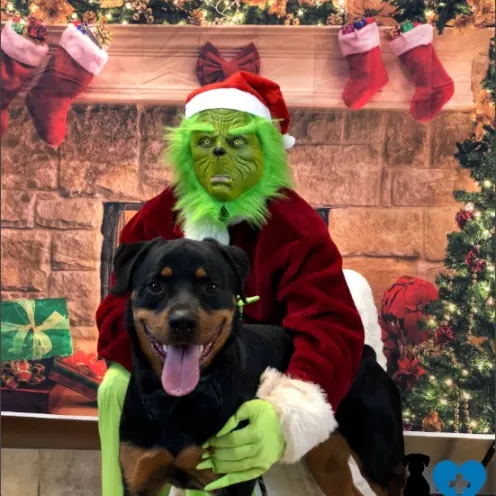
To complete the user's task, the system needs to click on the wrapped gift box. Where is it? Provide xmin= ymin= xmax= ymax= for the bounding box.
xmin=1 ymin=380 xmax=57 ymax=414
xmin=1 ymin=298 xmax=73 ymax=361
xmin=48 ymin=352 xmax=107 ymax=401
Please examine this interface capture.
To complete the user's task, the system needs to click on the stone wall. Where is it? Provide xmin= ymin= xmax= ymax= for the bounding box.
xmin=1 ymin=105 xmax=474 ymax=353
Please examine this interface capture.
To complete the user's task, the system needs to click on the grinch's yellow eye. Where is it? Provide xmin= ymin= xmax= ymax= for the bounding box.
xmin=229 ymin=136 xmax=247 ymax=148
xmin=199 ymin=137 xmax=213 ymax=147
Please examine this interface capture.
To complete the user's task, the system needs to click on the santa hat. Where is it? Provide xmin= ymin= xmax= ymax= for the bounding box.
xmin=184 ymin=71 xmax=295 ymax=149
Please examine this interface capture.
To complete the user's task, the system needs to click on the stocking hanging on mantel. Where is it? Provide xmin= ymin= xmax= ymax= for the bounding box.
xmin=337 ymin=18 xmax=389 ymax=110
xmin=26 ymin=22 xmax=109 ymax=147
xmin=196 ymin=42 xmax=260 ymax=86
xmin=1 ymin=19 xmax=49 ymax=138
xmin=389 ymin=22 xmax=455 ymax=123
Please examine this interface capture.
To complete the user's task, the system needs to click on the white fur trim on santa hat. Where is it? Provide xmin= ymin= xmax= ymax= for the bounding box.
xmin=59 ymin=24 xmax=108 ymax=76
xmin=390 ymin=23 xmax=434 ymax=57
xmin=185 ymin=88 xmax=272 ymax=121
xmin=343 ymin=269 xmax=387 ymax=371
xmin=338 ymin=22 xmax=380 ymax=57
xmin=257 ymin=368 xmax=337 ymax=464
xmin=283 ymin=133 xmax=296 ymax=150
xmin=1 ymin=21 xmax=49 ymax=67
xmin=183 ymin=217 xmax=230 ymax=245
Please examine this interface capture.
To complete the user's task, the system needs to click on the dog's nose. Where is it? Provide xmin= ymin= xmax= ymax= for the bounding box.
xmin=213 ymin=147 xmax=226 ymax=156
xmin=169 ymin=310 xmax=196 ymax=334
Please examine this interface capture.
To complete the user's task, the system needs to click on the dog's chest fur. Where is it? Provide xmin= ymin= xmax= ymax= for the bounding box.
xmin=120 ymin=322 xmax=293 ymax=457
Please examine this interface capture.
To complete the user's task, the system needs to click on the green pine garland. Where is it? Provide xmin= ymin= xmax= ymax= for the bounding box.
xmin=0 ymin=0 xmax=474 ymax=28
xmin=402 ymin=41 xmax=496 ymax=435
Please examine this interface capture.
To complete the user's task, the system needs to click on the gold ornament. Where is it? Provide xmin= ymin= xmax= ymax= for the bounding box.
xmin=453 ymin=13 xmax=475 ymax=33
xmin=188 ymin=8 xmax=204 ymax=25
xmin=82 ymin=10 xmax=97 ymax=24
xmin=94 ymin=19 xmax=112 ymax=47
xmin=468 ymin=335 xmax=488 ymax=349
xmin=327 ymin=12 xmax=344 ymax=25
xmin=99 ymin=0 xmax=125 ymax=7
xmin=422 ymin=411 xmax=444 ymax=432
xmin=468 ymin=0 xmax=495 ymax=27
xmin=29 ymin=0 xmax=74 ymax=24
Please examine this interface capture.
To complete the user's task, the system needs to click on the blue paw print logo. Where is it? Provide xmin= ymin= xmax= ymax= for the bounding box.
xmin=433 ymin=461 xmax=486 ymax=496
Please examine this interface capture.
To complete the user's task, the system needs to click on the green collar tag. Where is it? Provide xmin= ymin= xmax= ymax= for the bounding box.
xmin=236 ymin=295 xmax=260 ymax=319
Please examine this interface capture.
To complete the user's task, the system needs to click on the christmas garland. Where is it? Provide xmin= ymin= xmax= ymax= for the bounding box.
xmin=1 ymin=0 xmax=493 ymax=31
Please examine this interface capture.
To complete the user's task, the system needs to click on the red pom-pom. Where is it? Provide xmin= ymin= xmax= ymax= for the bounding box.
xmin=466 ymin=249 xmax=486 ymax=272
xmin=456 ymin=209 xmax=473 ymax=229
xmin=434 ymin=325 xmax=455 ymax=344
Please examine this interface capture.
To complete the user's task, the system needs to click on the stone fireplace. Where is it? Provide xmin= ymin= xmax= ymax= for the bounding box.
xmin=0 ymin=24 xmax=491 ymax=357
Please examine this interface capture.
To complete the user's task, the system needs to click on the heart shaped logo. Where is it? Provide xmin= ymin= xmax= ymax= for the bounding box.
xmin=433 ymin=460 xmax=486 ymax=496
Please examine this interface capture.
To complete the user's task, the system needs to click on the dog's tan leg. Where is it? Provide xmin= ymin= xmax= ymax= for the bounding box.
xmin=175 ymin=445 xmax=219 ymax=489
xmin=120 ymin=442 xmax=173 ymax=495
xmin=306 ymin=433 xmax=360 ymax=496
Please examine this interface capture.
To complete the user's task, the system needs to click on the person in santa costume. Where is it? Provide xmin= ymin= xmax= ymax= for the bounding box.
xmin=97 ymin=71 xmax=366 ymax=496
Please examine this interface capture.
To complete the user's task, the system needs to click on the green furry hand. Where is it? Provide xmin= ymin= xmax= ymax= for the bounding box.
xmin=196 ymin=399 xmax=285 ymax=492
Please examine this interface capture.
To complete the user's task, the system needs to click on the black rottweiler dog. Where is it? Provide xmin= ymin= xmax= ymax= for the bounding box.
xmin=111 ymin=237 xmax=293 ymax=496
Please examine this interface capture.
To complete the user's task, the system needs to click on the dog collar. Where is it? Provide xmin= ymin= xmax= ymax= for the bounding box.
xmin=236 ymin=295 xmax=260 ymax=319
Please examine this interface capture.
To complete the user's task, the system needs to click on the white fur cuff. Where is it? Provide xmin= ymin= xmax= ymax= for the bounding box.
xmin=59 ymin=24 xmax=108 ymax=76
xmin=390 ymin=23 xmax=434 ymax=57
xmin=257 ymin=368 xmax=337 ymax=464
xmin=338 ymin=22 xmax=380 ymax=57
xmin=1 ymin=21 xmax=49 ymax=67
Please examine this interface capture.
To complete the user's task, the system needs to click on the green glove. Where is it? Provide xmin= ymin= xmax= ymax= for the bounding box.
xmin=196 ymin=399 xmax=285 ymax=492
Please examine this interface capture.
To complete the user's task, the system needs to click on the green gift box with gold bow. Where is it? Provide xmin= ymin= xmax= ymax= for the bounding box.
xmin=1 ymin=298 xmax=73 ymax=361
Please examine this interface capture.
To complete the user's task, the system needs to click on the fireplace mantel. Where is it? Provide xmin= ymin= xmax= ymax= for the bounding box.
xmin=15 ymin=24 xmax=496 ymax=109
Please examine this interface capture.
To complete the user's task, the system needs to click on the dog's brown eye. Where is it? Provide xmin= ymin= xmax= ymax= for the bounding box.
xmin=205 ymin=282 xmax=220 ymax=294
xmin=147 ymin=282 xmax=163 ymax=294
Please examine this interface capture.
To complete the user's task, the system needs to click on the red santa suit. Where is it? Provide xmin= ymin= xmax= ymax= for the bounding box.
xmin=97 ymin=185 xmax=364 ymax=466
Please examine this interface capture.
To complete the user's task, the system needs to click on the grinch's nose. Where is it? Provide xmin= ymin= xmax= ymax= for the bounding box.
xmin=213 ymin=147 xmax=226 ymax=156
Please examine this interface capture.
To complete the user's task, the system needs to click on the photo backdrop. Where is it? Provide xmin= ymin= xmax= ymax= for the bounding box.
xmin=1 ymin=15 xmax=494 ymax=431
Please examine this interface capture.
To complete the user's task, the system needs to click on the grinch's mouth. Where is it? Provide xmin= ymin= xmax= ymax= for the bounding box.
xmin=210 ymin=175 xmax=233 ymax=186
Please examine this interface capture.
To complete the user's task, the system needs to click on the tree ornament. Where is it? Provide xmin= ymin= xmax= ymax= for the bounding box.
xmin=466 ymin=249 xmax=487 ymax=272
xmin=327 ymin=12 xmax=344 ymax=25
xmin=422 ymin=411 xmax=444 ymax=432
xmin=99 ymin=0 xmax=124 ymax=7
xmin=29 ymin=0 xmax=74 ymax=24
xmin=434 ymin=325 xmax=455 ymax=344
xmin=456 ymin=209 xmax=474 ymax=228
xmin=82 ymin=10 xmax=97 ymax=25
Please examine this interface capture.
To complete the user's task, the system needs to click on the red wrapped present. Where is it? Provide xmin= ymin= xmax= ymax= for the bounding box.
xmin=48 ymin=351 xmax=107 ymax=401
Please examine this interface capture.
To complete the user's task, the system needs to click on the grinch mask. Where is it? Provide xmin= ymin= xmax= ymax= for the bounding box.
xmin=190 ymin=110 xmax=264 ymax=203
xmin=167 ymin=109 xmax=293 ymax=230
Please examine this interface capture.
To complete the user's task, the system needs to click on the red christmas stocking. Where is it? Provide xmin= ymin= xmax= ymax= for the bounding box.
xmin=1 ymin=21 xmax=49 ymax=138
xmin=26 ymin=24 xmax=108 ymax=147
xmin=390 ymin=23 xmax=454 ymax=122
xmin=338 ymin=20 xmax=388 ymax=110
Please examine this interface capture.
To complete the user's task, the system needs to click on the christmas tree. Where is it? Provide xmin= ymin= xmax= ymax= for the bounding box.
xmin=402 ymin=41 xmax=496 ymax=435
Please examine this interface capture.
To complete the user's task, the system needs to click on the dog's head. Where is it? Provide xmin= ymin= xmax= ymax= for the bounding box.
xmin=111 ymin=237 xmax=249 ymax=397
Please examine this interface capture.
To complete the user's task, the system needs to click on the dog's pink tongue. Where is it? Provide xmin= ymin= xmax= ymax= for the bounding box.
xmin=161 ymin=345 xmax=200 ymax=396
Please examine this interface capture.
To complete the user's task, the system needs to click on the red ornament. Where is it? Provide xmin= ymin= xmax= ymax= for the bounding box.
xmin=456 ymin=209 xmax=473 ymax=229
xmin=466 ymin=249 xmax=486 ymax=273
xmin=434 ymin=325 xmax=455 ymax=344
xmin=26 ymin=16 xmax=48 ymax=43
xmin=393 ymin=357 xmax=426 ymax=391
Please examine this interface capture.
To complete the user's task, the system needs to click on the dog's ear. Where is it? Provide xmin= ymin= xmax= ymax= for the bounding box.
xmin=203 ymin=238 xmax=250 ymax=299
xmin=421 ymin=455 xmax=430 ymax=467
xmin=111 ymin=238 xmax=163 ymax=296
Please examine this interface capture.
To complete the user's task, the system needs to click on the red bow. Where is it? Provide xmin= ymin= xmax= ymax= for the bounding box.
xmin=196 ymin=42 xmax=261 ymax=86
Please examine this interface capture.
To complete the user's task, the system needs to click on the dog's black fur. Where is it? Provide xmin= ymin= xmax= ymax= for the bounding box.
xmin=112 ymin=237 xmax=293 ymax=496
xmin=113 ymin=236 xmax=405 ymax=496
xmin=336 ymin=345 xmax=405 ymax=491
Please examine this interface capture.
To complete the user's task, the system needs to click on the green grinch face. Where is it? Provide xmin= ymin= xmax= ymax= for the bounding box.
xmin=189 ymin=109 xmax=264 ymax=202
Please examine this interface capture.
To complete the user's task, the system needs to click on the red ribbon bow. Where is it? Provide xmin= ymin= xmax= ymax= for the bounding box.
xmin=196 ymin=42 xmax=261 ymax=86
